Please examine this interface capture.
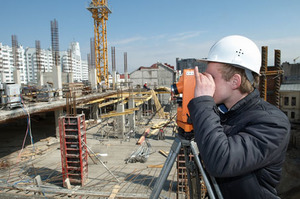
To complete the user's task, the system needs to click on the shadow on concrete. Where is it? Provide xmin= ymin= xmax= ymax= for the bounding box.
xmin=124 ymin=173 xmax=177 ymax=193
xmin=24 ymin=166 xmax=63 ymax=187
xmin=0 ymin=112 xmax=56 ymax=159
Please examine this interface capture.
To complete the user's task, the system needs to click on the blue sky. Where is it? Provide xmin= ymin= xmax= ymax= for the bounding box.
xmin=1 ymin=0 xmax=300 ymax=73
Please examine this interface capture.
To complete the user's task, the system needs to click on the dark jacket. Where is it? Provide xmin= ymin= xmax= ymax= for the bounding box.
xmin=188 ymin=89 xmax=290 ymax=199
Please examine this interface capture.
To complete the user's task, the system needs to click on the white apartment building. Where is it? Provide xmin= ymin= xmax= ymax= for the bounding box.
xmin=0 ymin=43 xmax=26 ymax=84
xmin=24 ymin=47 xmax=53 ymax=83
xmin=60 ymin=42 xmax=88 ymax=82
xmin=0 ymin=41 xmax=88 ymax=85
xmin=81 ymin=59 xmax=89 ymax=81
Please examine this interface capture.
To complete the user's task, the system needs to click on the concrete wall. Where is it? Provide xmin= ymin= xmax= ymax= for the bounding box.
xmin=157 ymin=64 xmax=175 ymax=105
xmin=43 ymin=72 xmax=68 ymax=85
xmin=130 ymin=69 xmax=158 ymax=88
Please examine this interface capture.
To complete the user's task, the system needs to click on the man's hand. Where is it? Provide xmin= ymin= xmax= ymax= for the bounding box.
xmin=194 ymin=66 xmax=215 ymax=98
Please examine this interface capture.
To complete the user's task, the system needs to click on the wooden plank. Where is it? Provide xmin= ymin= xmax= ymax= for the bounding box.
xmin=100 ymin=107 xmax=139 ymax=118
xmin=98 ymin=97 xmax=124 ymax=108
xmin=150 ymin=90 xmax=165 ymax=118
xmin=147 ymin=164 xmax=164 ymax=168
xmin=108 ymin=185 xmax=121 ymax=199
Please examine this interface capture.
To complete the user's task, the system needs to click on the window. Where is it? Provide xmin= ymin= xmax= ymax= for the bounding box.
xmin=292 ymin=97 xmax=296 ymax=106
xmin=284 ymin=97 xmax=289 ymax=106
xmin=291 ymin=112 xmax=295 ymax=119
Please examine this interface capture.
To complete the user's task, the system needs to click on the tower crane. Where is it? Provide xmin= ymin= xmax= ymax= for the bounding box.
xmin=293 ymin=56 xmax=300 ymax=63
xmin=87 ymin=0 xmax=111 ymax=86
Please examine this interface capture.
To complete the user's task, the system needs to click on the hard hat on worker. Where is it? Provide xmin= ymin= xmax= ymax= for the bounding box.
xmin=200 ymin=35 xmax=261 ymax=75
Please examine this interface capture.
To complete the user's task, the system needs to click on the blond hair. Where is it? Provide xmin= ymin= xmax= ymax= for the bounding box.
xmin=219 ymin=64 xmax=259 ymax=94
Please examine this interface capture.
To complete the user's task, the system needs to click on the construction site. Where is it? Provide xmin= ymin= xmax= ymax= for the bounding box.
xmin=0 ymin=1 xmax=300 ymax=199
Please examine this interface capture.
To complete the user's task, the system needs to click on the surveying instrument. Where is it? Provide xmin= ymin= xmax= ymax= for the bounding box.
xmin=150 ymin=69 xmax=223 ymax=199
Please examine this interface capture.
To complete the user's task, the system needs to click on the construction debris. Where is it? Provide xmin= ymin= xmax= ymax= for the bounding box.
xmin=125 ymin=141 xmax=152 ymax=164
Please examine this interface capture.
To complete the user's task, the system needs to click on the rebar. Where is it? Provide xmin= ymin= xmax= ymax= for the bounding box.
xmin=35 ymin=40 xmax=42 ymax=72
xmin=260 ymin=46 xmax=268 ymax=100
xmin=11 ymin=35 xmax=19 ymax=70
xmin=274 ymin=49 xmax=281 ymax=107
xmin=51 ymin=19 xmax=60 ymax=67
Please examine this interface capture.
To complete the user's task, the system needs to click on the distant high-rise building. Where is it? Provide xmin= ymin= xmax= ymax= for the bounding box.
xmin=0 ymin=41 xmax=89 ymax=84
xmin=60 ymin=42 xmax=88 ymax=82
xmin=24 ymin=47 xmax=53 ymax=83
xmin=0 ymin=43 xmax=26 ymax=84
xmin=81 ymin=59 xmax=89 ymax=81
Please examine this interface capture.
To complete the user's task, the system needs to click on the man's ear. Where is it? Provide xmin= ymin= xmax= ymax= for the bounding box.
xmin=231 ymin=74 xmax=241 ymax=89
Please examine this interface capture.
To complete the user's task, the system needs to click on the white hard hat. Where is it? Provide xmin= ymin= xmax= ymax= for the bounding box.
xmin=200 ymin=35 xmax=261 ymax=75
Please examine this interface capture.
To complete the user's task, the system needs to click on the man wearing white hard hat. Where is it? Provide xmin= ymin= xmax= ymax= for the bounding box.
xmin=188 ymin=35 xmax=290 ymax=199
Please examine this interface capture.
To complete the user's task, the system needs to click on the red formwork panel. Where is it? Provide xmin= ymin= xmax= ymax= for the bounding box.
xmin=59 ymin=114 xmax=88 ymax=187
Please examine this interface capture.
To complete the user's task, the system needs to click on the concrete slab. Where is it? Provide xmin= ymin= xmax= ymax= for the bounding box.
xmin=0 ymin=115 xmax=178 ymax=198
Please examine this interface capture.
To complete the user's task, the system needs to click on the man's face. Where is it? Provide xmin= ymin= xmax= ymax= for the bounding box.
xmin=205 ymin=62 xmax=232 ymax=106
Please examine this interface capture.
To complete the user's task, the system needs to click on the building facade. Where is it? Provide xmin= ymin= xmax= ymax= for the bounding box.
xmin=0 ymin=42 xmax=88 ymax=85
xmin=280 ymin=62 xmax=300 ymax=123
xmin=130 ymin=62 xmax=175 ymax=105
xmin=24 ymin=47 xmax=53 ymax=84
xmin=0 ymin=43 xmax=26 ymax=84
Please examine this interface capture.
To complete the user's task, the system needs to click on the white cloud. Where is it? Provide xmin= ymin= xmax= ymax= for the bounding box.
xmin=168 ymin=31 xmax=204 ymax=42
xmin=109 ymin=36 xmax=146 ymax=45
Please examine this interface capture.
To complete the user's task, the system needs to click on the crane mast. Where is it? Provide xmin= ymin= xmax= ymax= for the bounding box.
xmin=87 ymin=0 xmax=111 ymax=86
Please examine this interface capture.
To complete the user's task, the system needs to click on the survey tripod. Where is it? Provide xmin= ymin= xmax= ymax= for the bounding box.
xmin=151 ymin=69 xmax=223 ymax=199
xmin=150 ymin=132 xmax=223 ymax=199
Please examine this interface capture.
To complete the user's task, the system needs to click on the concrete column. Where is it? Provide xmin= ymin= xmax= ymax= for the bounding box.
xmin=137 ymin=91 xmax=142 ymax=121
xmin=37 ymin=71 xmax=44 ymax=86
xmin=91 ymin=103 xmax=99 ymax=120
xmin=124 ymin=52 xmax=128 ymax=87
xmin=137 ymin=107 xmax=142 ymax=120
xmin=53 ymin=65 xmax=62 ymax=99
xmin=68 ymin=72 xmax=74 ymax=83
xmin=13 ymin=69 xmax=21 ymax=85
xmin=112 ymin=71 xmax=116 ymax=90
xmin=128 ymin=98 xmax=135 ymax=130
xmin=117 ymin=103 xmax=125 ymax=139
xmin=89 ymin=68 xmax=97 ymax=91
xmin=54 ymin=108 xmax=63 ymax=138
xmin=124 ymin=72 xmax=128 ymax=87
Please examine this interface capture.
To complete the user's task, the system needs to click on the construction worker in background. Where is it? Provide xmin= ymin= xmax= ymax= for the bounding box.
xmin=143 ymin=82 xmax=150 ymax=90
xmin=188 ymin=35 xmax=290 ymax=199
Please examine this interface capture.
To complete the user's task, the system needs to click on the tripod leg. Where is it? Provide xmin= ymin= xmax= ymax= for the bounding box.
xmin=183 ymin=145 xmax=195 ymax=199
xmin=183 ymin=142 xmax=202 ymax=199
xmin=190 ymin=141 xmax=223 ymax=199
xmin=150 ymin=137 xmax=182 ymax=199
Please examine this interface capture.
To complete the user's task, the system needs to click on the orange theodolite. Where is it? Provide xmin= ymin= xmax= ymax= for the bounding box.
xmin=171 ymin=69 xmax=196 ymax=134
